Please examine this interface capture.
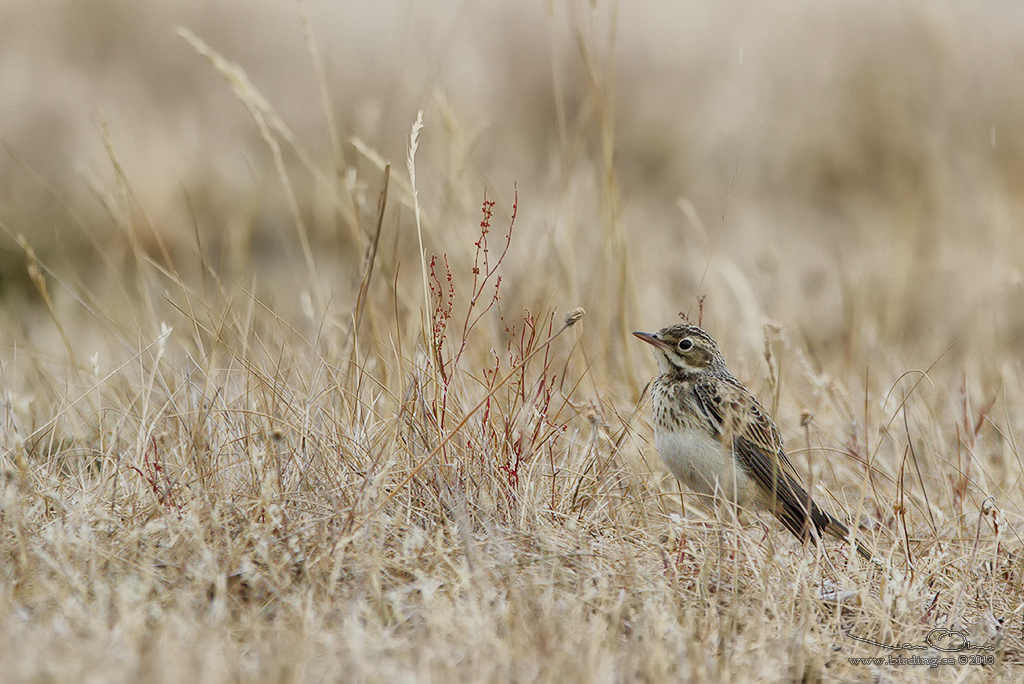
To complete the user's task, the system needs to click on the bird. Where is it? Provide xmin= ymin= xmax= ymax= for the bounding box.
xmin=633 ymin=322 xmax=874 ymax=561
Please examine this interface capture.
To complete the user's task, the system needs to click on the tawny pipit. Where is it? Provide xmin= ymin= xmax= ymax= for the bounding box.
xmin=634 ymin=323 xmax=873 ymax=561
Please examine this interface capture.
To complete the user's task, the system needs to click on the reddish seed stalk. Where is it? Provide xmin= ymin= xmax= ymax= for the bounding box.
xmin=418 ymin=188 xmax=571 ymax=510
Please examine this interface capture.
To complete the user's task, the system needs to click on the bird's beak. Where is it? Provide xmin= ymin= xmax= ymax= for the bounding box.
xmin=632 ymin=331 xmax=671 ymax=351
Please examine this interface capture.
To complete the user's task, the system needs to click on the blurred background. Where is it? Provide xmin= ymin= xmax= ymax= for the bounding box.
xmin=2 ymin=0 xmax=1023 ymax=372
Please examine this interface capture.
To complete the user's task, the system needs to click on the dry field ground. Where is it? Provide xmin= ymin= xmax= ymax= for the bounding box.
xmin=2 ymin=1 xmax=1024 ymax=682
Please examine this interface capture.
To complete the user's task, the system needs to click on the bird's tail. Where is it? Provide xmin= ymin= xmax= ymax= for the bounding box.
xmin=818 ymin=513 xmax=876 ymax=562
xmin=767 ymin=473 xmax=877 ymax=562
xmin=759 ymin=459 xmax=877 ymax=562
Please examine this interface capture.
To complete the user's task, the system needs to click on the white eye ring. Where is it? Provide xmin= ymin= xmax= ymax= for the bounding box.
xmin=678 ymin=339 xmax=693 ymax=351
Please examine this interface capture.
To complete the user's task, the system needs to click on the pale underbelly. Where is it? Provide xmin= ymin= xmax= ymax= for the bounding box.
xmin=654 ymin=428 xmax=757 ymax=505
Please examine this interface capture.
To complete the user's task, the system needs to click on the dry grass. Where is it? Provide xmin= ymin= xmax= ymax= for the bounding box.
xmin=1 ymin=1 xmax=1024 ymax=681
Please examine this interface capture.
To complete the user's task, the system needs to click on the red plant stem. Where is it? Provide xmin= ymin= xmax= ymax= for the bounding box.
xmin=357 ymin=316 xmax=579 ymax=530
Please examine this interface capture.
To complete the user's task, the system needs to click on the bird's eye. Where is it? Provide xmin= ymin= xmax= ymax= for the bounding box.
xmin=677 ymin=339 xmax=693 ymax=352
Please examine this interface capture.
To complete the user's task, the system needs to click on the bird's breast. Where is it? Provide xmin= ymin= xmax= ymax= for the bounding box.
xmin=654 ymin=423 xmax=756 ymax=505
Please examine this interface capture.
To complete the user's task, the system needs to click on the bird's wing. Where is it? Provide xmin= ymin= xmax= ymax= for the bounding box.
xmin=693 ymin=375 xmax=828 ymax=538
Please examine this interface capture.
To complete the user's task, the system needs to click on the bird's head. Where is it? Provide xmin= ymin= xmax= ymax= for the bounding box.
xmin=632 ymin=323 xmax=725 ymax=376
